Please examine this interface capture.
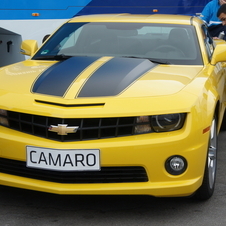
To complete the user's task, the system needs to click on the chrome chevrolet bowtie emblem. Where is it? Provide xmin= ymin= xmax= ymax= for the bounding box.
xmin=48 ymin=124 xmax=79 ymax=135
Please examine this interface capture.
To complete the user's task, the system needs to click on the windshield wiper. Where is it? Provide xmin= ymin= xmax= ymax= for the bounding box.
xmin=53 ymin=54 xmax=72 ymax=60
xmin=121 ymin=56 xmax=169 ymax=64
xmin=33 ymin=54 xmax=72 ymax=61
xmin=147 ymin=58 xmax=170 ymax=64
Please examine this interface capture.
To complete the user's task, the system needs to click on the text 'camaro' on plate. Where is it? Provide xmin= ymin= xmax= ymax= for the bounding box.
xmin=1 ymin=13 xmax=226 ymax=201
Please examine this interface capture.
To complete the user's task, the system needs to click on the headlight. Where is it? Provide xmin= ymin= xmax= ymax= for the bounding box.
xmin=0 ymin=109 xmax=9 ymax=126
xmin=151 ymin=113 xmax=186 ymax=132
xmin=135 ymin=113 xmax=186 ymax=134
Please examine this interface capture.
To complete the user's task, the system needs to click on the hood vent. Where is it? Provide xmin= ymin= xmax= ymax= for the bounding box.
xmin=35 ymin=100 xmax=105 ymax=107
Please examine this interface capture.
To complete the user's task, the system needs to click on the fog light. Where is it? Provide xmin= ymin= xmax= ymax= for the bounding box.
xmin=165 ymin=156 xmax=187 ymax=175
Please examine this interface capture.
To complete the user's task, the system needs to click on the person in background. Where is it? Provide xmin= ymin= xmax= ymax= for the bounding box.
xmin=200 ymin=0 xmax=226 ymax=39
xmin=42 ymin=34 xmax=50 ymax=43
xmin=217 ymin=4 xmax=226 ymax=25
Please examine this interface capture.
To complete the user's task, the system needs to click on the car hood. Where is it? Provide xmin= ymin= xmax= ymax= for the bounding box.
xmin=0 ymin=56 xmax=202 ymax=99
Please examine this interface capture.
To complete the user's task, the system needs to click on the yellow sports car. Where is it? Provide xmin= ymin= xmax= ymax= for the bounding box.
xmin=1 ymin=14 xmax=226 ymax=200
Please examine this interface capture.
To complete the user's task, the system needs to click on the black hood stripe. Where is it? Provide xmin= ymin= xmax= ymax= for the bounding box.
xmin=78 ymin=58 xmax=157 ymax=97
xmin=32 ymin=56 xmax=99 ymax=96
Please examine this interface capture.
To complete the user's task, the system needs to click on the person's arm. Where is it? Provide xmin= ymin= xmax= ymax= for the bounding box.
xmin=200 ymin=3 xmax=212 ymax=24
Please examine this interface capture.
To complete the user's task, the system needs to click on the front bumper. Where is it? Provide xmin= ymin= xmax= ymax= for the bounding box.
xmin=0 ymin=124 xmax=208 ymax=197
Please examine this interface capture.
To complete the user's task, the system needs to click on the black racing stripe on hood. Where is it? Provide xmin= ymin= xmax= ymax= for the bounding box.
xmin=78 ymin=58 xmax=157 ymax=97
xmin=32 ymin=56 xmax=99 ymax=96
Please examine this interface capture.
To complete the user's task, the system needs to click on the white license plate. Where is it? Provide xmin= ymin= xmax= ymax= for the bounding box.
xmin=26 ymin=146 xmax=100 ymax=171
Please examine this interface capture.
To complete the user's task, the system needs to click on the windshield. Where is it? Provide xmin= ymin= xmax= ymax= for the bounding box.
xmin=32 ymin=22 xmax=203 ymax=65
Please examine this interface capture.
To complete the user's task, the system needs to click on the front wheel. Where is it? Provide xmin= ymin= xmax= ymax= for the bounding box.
xmin=220 ymin=111 xmax=226 ymax=131
xmin=195 ymin=116 xmax=218 ymax=200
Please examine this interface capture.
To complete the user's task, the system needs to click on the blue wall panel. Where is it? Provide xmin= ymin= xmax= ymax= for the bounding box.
xmin=0 ymin=0 xmax=211 ymax=20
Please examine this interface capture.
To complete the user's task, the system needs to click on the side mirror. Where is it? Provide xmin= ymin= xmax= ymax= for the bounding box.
xmin=211 ymin=43 xmax=226 ymax=65
xmin=20 ymin=40 xmax=38 ymax=56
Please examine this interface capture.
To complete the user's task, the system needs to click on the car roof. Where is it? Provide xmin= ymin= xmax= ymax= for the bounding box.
xmin=68 ymin=13 xmax=202 ymax=26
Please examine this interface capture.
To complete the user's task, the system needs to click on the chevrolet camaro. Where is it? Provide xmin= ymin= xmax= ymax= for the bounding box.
xmin=1 ymin=14 xmax=226 ymax=200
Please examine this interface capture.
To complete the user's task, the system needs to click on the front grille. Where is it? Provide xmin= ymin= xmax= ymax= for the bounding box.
xmin=0 ymin=111 xmax=151 ymax=142
xmin=0 ymin=158 xmax=148 ymax=183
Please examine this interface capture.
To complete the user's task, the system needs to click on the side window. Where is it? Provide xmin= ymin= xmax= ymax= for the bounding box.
xmin=202 ymin=25 xmax=214 ymax=59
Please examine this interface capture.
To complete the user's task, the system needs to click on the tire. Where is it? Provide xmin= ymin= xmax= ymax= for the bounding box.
xmin=195 ymin=116 xmax=218 ymax=200
xmin=220 ymin=111 xmax=226 ymax=131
